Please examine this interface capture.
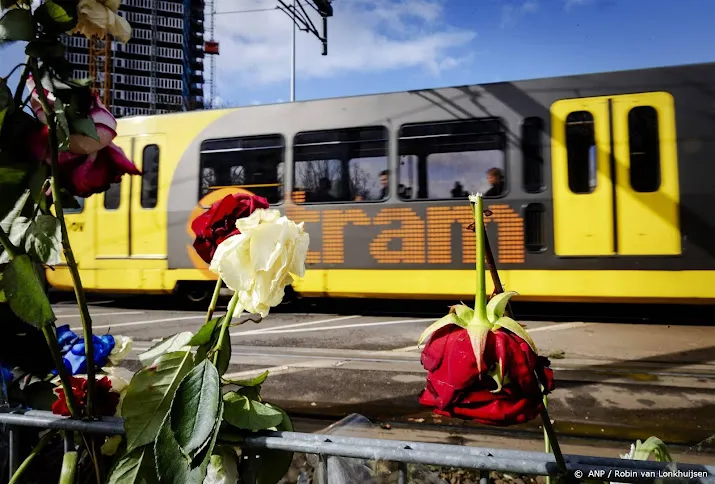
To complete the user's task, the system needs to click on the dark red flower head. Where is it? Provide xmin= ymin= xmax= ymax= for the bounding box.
xmin=191 ymin=192 xmax=269 ymax=264
xmin=51 ymin=376 xmax=120 ymax=417
xmin=418 ymin=325 xmax=554 ymax=426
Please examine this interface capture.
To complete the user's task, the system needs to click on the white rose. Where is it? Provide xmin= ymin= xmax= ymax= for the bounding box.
xmin=108 ymin=335 xmax=133 ymax=366
xmin=209 ymin=208 xmax=310 ymax=318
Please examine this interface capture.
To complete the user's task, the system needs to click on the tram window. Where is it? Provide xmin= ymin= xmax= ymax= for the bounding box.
xmin=522 ymin=117 xmax=544 ymax=193
xmin=199 ymin=135 xmax=284 ymax=204
xmin=293 ymin=126 xmax=388 ymax=203
xmin=397 ymin=118 xmax=507 ymax=200
xmin=104 ymin=182 xmax=121 ymax=210
xmin=524 ymin=203 xmax=546 ymax=253
xmin=65 ymin=196 xmax=85 ymax=213
xmin=628 ymin=106 xmax=660 ymax=193
xmin=141 ymin=144 xmax=159 ymax=209
xmin=565 ymin=111 xmax=596 ymax=194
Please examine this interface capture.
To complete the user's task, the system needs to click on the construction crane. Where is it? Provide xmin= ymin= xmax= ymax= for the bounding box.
xmin=87 ymin=33 xmax=112 ymax=107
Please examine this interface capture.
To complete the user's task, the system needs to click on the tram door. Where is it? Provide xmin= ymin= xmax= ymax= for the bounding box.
xmin=550 ymin=92 xmax=681 ymax=256
xmin=94 ymin=134 xmax=167 ymax=290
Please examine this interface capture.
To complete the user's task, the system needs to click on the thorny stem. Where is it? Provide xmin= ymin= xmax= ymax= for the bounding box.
xmin=213 ymin=292 xmax=239 ymax=367
xmin=29 ymin=60 xmax=97 ymax=419
xmin=7 ymin=429 xmax=57 ymax=484
xmin=480 ymin=215 xmax=567 ymax=479
xmin=205 ymin=278 xmax=223 ymax=325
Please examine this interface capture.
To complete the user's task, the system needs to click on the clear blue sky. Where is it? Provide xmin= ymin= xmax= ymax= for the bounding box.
xmin=1 ymin=0 xmax=714 ymax=107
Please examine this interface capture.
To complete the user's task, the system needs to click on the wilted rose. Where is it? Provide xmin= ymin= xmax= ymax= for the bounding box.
xmin=71 ymin=0 xmax=132 ymax=42
xmin=418 ymin=324 xmax=554 ymax=426
xmin=417 ymin=193 xmax=555 ymax=426
xmin=191 ymin=193 xmax=270 ymax=264
xmin=209 ymin=208 xmax=310 ymax=318
xmin=25 ymin=78 xmax=141 ymax=197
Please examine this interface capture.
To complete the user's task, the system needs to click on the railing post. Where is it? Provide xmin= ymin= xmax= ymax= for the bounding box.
xmin=7 ymin=427 xmax=18 ymax=477
xmin=397 ymin=461 xmax=407 ymax=484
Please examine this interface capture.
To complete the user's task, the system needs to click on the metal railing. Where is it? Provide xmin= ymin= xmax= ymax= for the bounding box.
xmin=2 ymin=408 xmax=714 ymax=483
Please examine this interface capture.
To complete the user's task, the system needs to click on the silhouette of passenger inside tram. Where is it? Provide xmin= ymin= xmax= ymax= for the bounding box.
xmin=312 ymin=177 xmax=336 ymax=202
xmin=378 ymin=170 xmax=389 ymax=199
xmin=451 ymin=181 xmax=467 ymax=198
xmin=485 ymin=167 xmax=504 ymax=197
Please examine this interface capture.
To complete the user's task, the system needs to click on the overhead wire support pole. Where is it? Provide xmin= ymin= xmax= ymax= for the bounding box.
xmin=276 ymin=0 xmax=332 ymax=55
xmin=291 ymin=0 xmax=296 ymax=102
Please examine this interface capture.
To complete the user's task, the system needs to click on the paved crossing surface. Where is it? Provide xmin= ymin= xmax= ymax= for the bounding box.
xmin=49 ymin=294 xmax=715 ymax=463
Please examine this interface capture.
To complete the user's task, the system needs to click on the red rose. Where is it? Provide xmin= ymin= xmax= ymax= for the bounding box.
xmin=28 ymin=125 xmax=141 ymax=198
xmin=418 ymin=325 xmax=554 ymax=426
xmin=52 ymin=376 xmax=120 ymax=417
xmin=191 ymin=193 xmax=270 ymax=264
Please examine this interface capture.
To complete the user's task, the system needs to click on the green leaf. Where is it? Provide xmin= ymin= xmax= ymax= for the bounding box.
xmin=21 ymin=380 xmax=57 ymax=410
xmin=223 ymin=392 xmax=283 ymax=431
xmin=4 ymin=254 xmax=55 ymax=327
xmin=107 ymin=445 xmax=158 ymax=484
xmin=25 ymin=39 xmax=65 ymax=58
xmin=632 ymin=437 xmax=673 ymax=462
xmin=155 ymin=397 xmax=223 ymax=484
xmin=187 ymin=317 xmax=221 ymax=346
xmin=486 ymin=291 xmax=518 ymax=323
xmin=194 ymin=322 xmax=230 ymax=377
xmin=223 ymin=370 xmax=269 ymax=387
xmin=34 ymin=0 xmax=77 ymax=33
xmin=123 ymin=351 xmax=194 ymax=452
xmin=138 ymin=332 xmax=193 ymax=367
xmin=417 ymin=311 xmax=465 ymax=346
xmin=451 ymin=303 xmax=475 ymax=323
xmin=492 ymin=315 xmax=538 ymax=354
xmin=240 ymin=404 xmax=294 ymax=484
xmin=0 ymin=0 xmax=21 ymax=9
xmin=0 ymin=163 xmax=32 ymax=222
xmin=67 ymin=77 xmax=93 ymax=88
xmin=170 ymin=359 xmax=221 ymax=460
xmin=71 ymin=117 xmax=99 ymax=142
xmin=54 ymin=98 xmax=70 ymax=151
xmin=0 ymin=8 xmax=36 ymax=42
xmin=24 ymin=214 xmax=61 ymax=265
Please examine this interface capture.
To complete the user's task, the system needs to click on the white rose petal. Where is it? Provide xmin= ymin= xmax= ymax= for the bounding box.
xmin=210 ymin=208 xmax=310 ymax=319
xmin=108 ymin=335 xmax=133 ymax=366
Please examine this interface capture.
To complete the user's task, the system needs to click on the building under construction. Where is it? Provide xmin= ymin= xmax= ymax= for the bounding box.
xmin=61 ymin=0 xmax=205 ymax=117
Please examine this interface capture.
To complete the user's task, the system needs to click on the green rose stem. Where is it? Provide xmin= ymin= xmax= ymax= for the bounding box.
xmin=12 ymin=60 xmax=30 ymax=106
xmin=471 ymin=195 xmax=488 ymax=323
xmin=471 ymin=195 xmax=567 ymax=480
xmin=8 ymin=429 xmax=57 ymax=484
xmin=213 ymin=292 xmax=239 ymax=366
xmin=29 ymin=61 xmax=97 ymax=418
xmin=0 ymin=227 xmax=79 ymax=418
xmin=58 ymin=450 xmax=78 ymax=484
xmin=205 ymin=278 xmax=223 ymax=325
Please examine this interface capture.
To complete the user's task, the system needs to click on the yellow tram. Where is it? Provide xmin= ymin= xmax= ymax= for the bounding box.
xmin=47 ymin=62 xmax=715 ymax=305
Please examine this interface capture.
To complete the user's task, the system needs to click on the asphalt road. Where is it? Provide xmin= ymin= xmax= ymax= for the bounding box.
xmin=49 ymin=294 xmax=715 ymax=464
